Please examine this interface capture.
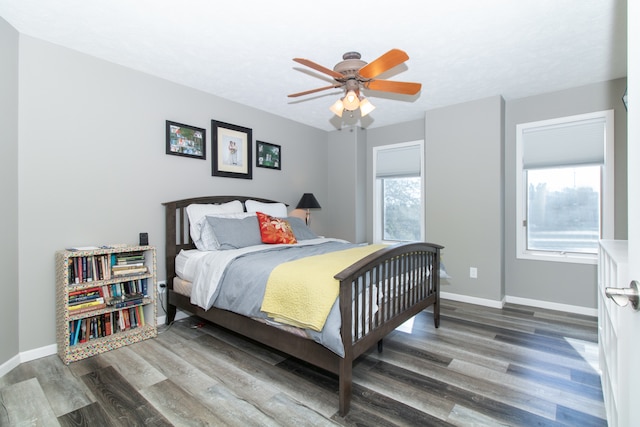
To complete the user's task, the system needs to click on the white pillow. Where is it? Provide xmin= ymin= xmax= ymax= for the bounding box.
xmin=186 ymin=200 xmax=243 ymax=249
xmin=199 ymin=212 xmax=256 ymax=250
xmin=245 ymin=199 xmax=288 ymax=218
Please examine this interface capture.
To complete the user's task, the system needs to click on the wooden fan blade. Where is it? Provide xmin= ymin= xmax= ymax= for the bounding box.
xmin=358 ymin=49 xmax=410 ymax=79
xmin=364 ymin=80 xmax=422 ymax=95
xmin=288 ymin=84 xmax=343 ymax=98
xmin=293 ymin=58 xmax=345 ymax=80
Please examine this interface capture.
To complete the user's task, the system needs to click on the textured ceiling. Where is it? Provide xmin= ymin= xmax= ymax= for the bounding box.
xmin=0 ymin=0 xmax=627 ymax=131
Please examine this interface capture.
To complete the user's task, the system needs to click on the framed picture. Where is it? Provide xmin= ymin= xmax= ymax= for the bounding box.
xmin=165 ymin=121 xmax=206 ymax=159
xmin=256 ymin=141 xmax=281 ymax=170
xmin=211 ymin=120 xmax=252 ymax=179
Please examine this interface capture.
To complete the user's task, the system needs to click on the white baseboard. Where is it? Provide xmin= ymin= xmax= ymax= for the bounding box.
xmin=441 ymin=291 xmax=597 ymax=317
xmin=0 ymin=344 xmax=57 ymax=377
xmin=0 ymin=312 xmax=184 ymax=378
xmin=441 ymin=292 xmax=505 ymax=309
xmin=0 ymin=354 xmax=21 ymax=378
xmin=20 ymin=344 xmax=57 ymax=362
xmin=505 ymin=295 xmax=597 ymax=317
xmin=156 ymin=310 xmax=191 ymax=326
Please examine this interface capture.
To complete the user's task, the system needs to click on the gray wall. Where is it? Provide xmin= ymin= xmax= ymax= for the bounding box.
xmin=426 ymin=96 xmax=505 ymax=302
xmin=505 ymin=78 xmax=628 ymax=308
xmin=327 ymin=126 xmax=367 ymax=243
xmin=0 ymin=17 xmax=19 ymax=368
xmin=15 ymin=35 xmax=329 ymax=354
xmin=366 ymin=111 xmax=506 ymax=304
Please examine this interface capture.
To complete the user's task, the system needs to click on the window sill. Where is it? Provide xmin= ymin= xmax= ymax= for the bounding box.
xmin=517 ymin=251 xmax=597 ymax=265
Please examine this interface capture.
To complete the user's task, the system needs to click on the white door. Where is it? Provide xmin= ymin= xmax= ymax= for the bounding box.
xmin=618 ymin=4 xmax=639 ymax=425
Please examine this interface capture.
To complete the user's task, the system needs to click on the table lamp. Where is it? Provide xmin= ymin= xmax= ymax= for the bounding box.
xmin=296 ymin=193 xmax=321 ymax=225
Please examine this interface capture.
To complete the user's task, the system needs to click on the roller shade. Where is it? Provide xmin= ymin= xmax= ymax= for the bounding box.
xmin=376 ymin=144 xmax=422 ymax=177
xmin=522 ymin=117 xmax=605 ymax=169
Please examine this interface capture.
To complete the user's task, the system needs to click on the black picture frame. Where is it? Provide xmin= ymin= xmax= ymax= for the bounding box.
xmin=211 ymin=120 xmax=252 ymax=179
xmin=165 ymin=121 xmax=206 ymax=159
xmin=256 ymin=141 xmax=281 ymax=170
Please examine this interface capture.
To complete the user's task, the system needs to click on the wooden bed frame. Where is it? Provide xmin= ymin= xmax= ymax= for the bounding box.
xmin=163 ymin=196 xmax=442 ymax=416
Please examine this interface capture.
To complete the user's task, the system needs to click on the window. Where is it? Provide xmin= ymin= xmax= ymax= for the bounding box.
xmin=516 ymin=110 xmax=614 ymax=264
xmin=373 ymin=141 xmax=425 ymax=243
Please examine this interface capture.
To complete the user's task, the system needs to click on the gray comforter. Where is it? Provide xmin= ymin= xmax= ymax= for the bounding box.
xmin=203 ymin=240 xmax=360 ymax=356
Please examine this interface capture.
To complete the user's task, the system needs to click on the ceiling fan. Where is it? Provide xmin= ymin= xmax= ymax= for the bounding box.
xmin=288 ymin=49 xmax=422 ymax=117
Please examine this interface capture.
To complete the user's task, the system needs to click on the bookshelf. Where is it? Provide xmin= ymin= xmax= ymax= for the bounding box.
xmin=55 ymin=245 xmax=157 ymax=364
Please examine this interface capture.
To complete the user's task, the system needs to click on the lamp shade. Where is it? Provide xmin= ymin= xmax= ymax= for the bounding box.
xmin=329 ymin=99 xmax=344 ymax=117
xmin=296 ymin=193 xmax=321 ymax=209
xmin=342 ymin=90 xmax=360 ymax=111
xmin=359 ymin=98 xmax=376 ymax=117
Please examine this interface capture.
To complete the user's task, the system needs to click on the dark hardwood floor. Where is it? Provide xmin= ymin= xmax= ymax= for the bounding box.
xmin=0 ymin=300 xmax=606 ymax=426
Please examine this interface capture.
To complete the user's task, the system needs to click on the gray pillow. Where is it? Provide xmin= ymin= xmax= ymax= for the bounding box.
xmin=206 ymin=215 xmax=263 ymax=250
xmin=287 ymin=216 xmax=319 ymax=240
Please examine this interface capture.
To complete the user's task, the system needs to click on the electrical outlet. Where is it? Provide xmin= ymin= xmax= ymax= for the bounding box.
xmin=469 ymin=267 xmax=478 ymax=279
xmin=157 ymin=280 xmax=167 ymax=293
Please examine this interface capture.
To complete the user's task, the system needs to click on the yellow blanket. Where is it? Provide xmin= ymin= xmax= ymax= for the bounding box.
xmin=261 ymin=244 xmax=386 ymax=331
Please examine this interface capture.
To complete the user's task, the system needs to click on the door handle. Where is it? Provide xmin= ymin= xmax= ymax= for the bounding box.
xmin=605 ymin=280 xmax=639 ymax=310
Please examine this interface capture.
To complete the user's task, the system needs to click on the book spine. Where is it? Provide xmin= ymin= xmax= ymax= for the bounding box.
xmin=69 ymin=319 xmax=75 ymax=344
xmin=74 ymin=258 xmax=80 ymax=284
xmin=68 ymin=285 xmax=102 ymax=296
xmin=73 ymin=319 xmax=81 ymax=345
xmin=68 ymin=298 xmax=105 ymax=310
xmin=80 ymin=319 xmax=87 ymax=343
xmin=69 ymin=293 xmax=102 ymax=305
xmin=68 ymin=303 xmax=107 ymax=315
xmin=137 ymin=305 xmax=145 ymax=326
xmin=110 ymin=299 xmax=143 ymax=309
xmin=105 ymin=312 xmax=112 ymax=336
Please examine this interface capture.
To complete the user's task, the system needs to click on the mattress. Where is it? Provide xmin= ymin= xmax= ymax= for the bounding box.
xmin=175 ymin=249 xmax=210 ymax=283
xmin=172 ymin=276 xmax=192 ymax=297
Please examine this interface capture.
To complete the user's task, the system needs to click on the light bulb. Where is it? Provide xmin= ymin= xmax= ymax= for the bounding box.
xmin=342 ymin=90 xmax=360 ymax=110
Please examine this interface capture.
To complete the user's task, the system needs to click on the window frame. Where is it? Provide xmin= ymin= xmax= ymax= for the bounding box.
xmin=515 ymin=110 xmax=614 ymax=265
xmin=372 ymin=140 xmax=425 ymax=244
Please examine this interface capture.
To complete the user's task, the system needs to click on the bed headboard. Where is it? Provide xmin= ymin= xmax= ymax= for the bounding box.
xmin=162 ymin=196 xmax=284 ymax=284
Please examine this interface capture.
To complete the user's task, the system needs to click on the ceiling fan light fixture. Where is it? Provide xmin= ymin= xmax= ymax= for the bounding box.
xmin=329 ymin=99 xmax=344 ymax=117
xmin=290 ymin=49 xmax=421 ymax=121
xmin=359 ymin=98 xmax=375 ymax=117
xmin=342 ymin=90 xmax=360 ymax=111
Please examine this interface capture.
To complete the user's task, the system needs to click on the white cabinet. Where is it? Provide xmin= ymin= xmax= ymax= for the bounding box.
xmin=598 ymin=239 xmax=628 ymax=427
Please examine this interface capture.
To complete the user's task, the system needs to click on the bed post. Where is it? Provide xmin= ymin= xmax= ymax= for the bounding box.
xmin=338 ymin=358 xmax=352 ymax=416
xmin=434 ymin=246 xmax=441 ymax=328
xmin=163 ymin=200 xmax=178 ymax=324
xmin=338 ymin=272 xmax=354 ymax=416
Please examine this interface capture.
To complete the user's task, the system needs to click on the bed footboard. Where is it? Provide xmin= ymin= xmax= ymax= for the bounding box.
xmin=334 ymin=242 xmax=442 ymax=415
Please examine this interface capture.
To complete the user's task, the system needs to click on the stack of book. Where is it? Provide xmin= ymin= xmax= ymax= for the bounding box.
xmin=107 ymin=292 xmax=145 ymax=308
xmin=68 ymin=306 xmax=146 ymax=346
xmin=111 ymin=252 xmax=148 ymax=277
xmin=105 ymin=279 xmax=149 ymax=299
xmin=68 ymin=287 xmax=106 ymax=314
xmin=68 ymin=254 xmax=112 ymax=284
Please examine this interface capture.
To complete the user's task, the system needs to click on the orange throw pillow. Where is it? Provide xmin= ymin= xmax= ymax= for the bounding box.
xmin=256 ymin=212 xmax=298 ymax=244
